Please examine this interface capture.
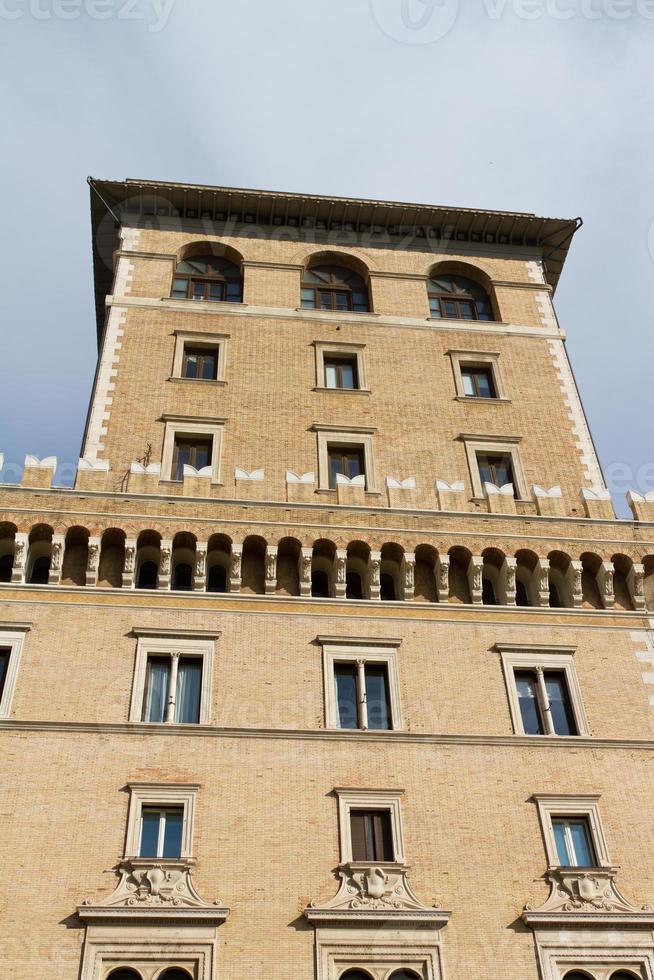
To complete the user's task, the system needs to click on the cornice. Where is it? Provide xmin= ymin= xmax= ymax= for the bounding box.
xmin=2 ymin=719 xmax=654 ymax=751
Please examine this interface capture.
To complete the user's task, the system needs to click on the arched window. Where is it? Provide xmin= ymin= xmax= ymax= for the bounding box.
xmin=380 ymin=572 xmax=398 ymax=601
xmin=516 ymin=579 xmax=530 ymax=607
xmin=136 ymin=560 xmax=158 ymax=590
xmin=158 ymin=970 xmax=193 ymax=980
xmin=428 ymin=274 xmax=493 ymax=321
xmin=171 ymin=254 xmax=242 ymax=303
xmin=172 ymin=562 xmax=193 ymax=591
xmin=28 ymin=555 xmax=51 ymax=585
xmin=610 ymin=973 xmax=640 ymax=980
xmin=549 ymin=581 xmax=563 ymax=607
xmin=563 ymin=973 xmax=595 ymax=980
xmin=311 ymin=568 xmax=330 ymax=597
xmin=207 ymin=563 xmax=227 ymax=593
xmin=389 ymin=972 xmax=422 ymax=980
xmin=346 ymin=570 xmax=363 ymax=599
xmin=301 ymin=264 xmax=369 ymax=312
xmin=107 ymin=970 xmax=142 ymax=980
xmin=339 ymin=971 xmax=374 ymax=980
xmin=482 ymin=576 xmax=497 ymax=605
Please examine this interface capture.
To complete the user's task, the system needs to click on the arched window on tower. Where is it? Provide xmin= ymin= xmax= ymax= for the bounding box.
xmin=301 ymin=264 xmax=369 ymax=312
xmin=428 ymin=273 xmax=494 ymax=321
xmin=171 ymin=254 xmax=242 ymax=303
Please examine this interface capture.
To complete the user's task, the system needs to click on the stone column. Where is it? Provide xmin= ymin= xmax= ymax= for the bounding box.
xmin=468 ymin=556 xmax=483 ymax=605
xmin=265 ymin=545 xmax=278 ymax=595
xmin=435 ymin=554 xmax=450 ymax=603
xmin=299 ymin=548 xmax=312 ymax=597
xmin=86 ymin=536 xmax=101 ymax=587
xmin=229 ymin=544 xmax=242 ymax=593
xmin=402 ymin=552 xmax=416 ymax=601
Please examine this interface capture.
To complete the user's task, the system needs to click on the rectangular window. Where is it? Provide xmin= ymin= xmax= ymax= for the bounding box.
xmin=142 ymin=654 xmax=202 ymax=724
xmin=350 ymin=809 xmax=395 ymax=862
xmin=334 ymin=662 xmax=392 ymax=731
xmin=325 ymin=355 xmax=359 ymax=390
xmin=182 ymin=345 xmax=218 ymax=381
xmin=462 ymin=366 xmax=496 ymax=398
xmin=515 ymin=669 xmax=578 ymax=736
xmin=476 ymin=451 xmax=515 ymax=489
xmin=139 ymin=806 xmax=184 ymax=859
xmin=172 ymin=436 xmax=213 ymax=481
xmin=328 ymin=445 xmax=365 ymax=489
xmin=552 ymin=816 xmax=596 ymax=867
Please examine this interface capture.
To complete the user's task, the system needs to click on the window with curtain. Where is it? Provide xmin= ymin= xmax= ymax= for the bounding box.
xmin=172 ymin=436 xmax=213 ymax=481
xmin=428 ymin=274 xmax=493 ymax=320
xmin=182 ymin=344 xmax=218 ymax=380
xmin=171 ymin=254 xmax=242 ymax=302
xmin=514 ymin=668 xmax=578 ymax=736
xmin=328 ymin=446 xmax=365 ymax=489
xmin=142 ymin=654 xmax=202 ymax=724
xmin=461 ymin=365 xmax=496 ymax=398
xmin=334 ymin=662 xmax=392 ymax=731
xmin=476 ymin=451 xmax=515 ymax=490
xmin=301 ymin=264 xmax=369 ymax=312
xmin=139 ymin=805 xmax=184 ymax=858
xmin=324 ymin=355 xmax=359 ymax=389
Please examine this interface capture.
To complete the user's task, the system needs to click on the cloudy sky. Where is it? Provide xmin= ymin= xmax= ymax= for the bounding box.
xmin=1 ymin=0 xmax=653 ymax=512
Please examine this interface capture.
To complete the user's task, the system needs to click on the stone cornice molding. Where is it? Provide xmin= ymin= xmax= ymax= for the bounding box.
xmin=0 ymin=621 xmax=31 ymax=632
xmin=316 ymin=635 xmax=402 ymax=648
xmin=131 ymin=627 xmax=221 ymax=640
xmin=310 ymin=423 xmax=377 ymax=434
xmin=522 ymin=867 xmax=654 ymax=927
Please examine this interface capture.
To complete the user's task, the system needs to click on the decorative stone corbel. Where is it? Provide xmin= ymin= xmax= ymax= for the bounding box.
xmin=11 ymin=532 xmax=28 ymax=583
xmin=368 ymin=551 xmax=381 ymax=600
xmin=522 ymin=866 xmax=653 ymax=927
xmin=484 ymin=482 xmax=516 ymax=515
xmin=498 ymin=556 xmax=517 ymax=605
xmin=435 ymin=479 xmax=466 ymax=512
xmin=76 ymin=457 xmax=110 ymax=492
xmin=435 ymin=554 xmax=450 ymax=602
xmin=158 ymin=539 xmax=172 ymax=590
xmin=305 ymin=862 xmax=450 ymax=927
xmin=628 ymin=562 xmax=646 ymax=611
xmin=265 ymin=545 xmax=278 ymax=595
xmin=581 ymin=487 xmax=614 ymax=520
xmin=49 ymin=533 xmax=65 ymax=585
xmin=532 ymin=484 xmax=565 ymax=517
xmin=22 ymin=455 xmax=57 ymax=489
xmin=122 ymin=539 xmax=137 ymax=589
xmin=596 ymin=560 xmax=615 ymax=609
xmin=402 ymin=552 xmax=416 ymax=601
xmin=194 ymin=544 xmax=207 ymax=591
xmin=79 ymin=858 xmax=229 ymax=923
xmin=565 ymin=560 xmax=583 ymax=608
xmin=229 ymin=544 xmax=242 ymax=593
xmin=86 ymin=536 xmax=101 ymax=587
xmin=468 ymin=555 xmax=483 ymax=605
xmin=334 ymin=549 xmax=347 ymax=599
xmin=299 ymin=547 xmax=312 ymax=597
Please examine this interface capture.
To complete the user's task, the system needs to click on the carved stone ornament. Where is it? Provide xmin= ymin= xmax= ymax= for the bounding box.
xmin=123 ymin=546 xmax=135 ymax=573
xmin=230 ymin=550 xmax=242 ymax=578
xmin=87 ymin=543 xmax=99 ymax=571
xmin=305 ymin=863 xmax=450 ymax=926
xmin=51 ymin=541 xmax=62 ymax=570
xmin=159 ymin=548 xmax=171 ymax=576
xmin=522 ymin=867 xmax=654 ymax=927
xmin=78 ymin=859 xmax=229 ymax=923
xmin=195 ymin=549 xmax=207 ymax=576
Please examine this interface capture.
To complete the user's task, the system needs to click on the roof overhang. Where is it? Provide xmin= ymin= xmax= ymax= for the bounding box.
xmin=89 ymin=176 xmax=581 ymax=345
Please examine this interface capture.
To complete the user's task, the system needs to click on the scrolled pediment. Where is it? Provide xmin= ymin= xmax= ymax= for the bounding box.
xmin=522 ymin=867 xmax=654 ymax=927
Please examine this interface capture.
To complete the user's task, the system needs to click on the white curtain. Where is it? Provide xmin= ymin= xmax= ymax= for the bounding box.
xmin=145 ymin=660 xmax=169 ymax=722
xmin=175 ymin=659 xmax=202 ymax=723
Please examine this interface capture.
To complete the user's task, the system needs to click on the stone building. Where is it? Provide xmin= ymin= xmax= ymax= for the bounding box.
xmin=1 ymin=177 xmax=654 ymax=980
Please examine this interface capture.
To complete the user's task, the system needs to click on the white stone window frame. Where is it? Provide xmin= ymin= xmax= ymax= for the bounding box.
xmin=0 ymin=624 xmax=29 ymax=718
xmin=334 ymin=787 xmax=406 ymax=865
xmin=129 ymin=632 xmax=216 ymax=726
xmin=316 ymin=941 xmax=445 ymax=980
xmin=460 ymin=432 xmax=528 ymax=499
xmin=320 ymin=637 xmax=403 ymax=732
xmin=539 ymin=948 xmax=654 ymax=980
xmin=496 ymin=643 xmax=589 ymax=737
xmin=161 ymin=415 xmax=226 ymax=484
xmin=171 ymin=329 xmax=229 ymax=383
xmin=313 ymin=340 xmax=369 ymax=393
xmin=533 ymin=794 xmax=611 ymax=869
xmin=81 ymin=939 xmax=214 ymax=980
xmin=313 ymin=424 xmax=378 ymax=492
xmin=447 ymin=348 xmax=508 ymax=401
xmin=125 ymin=782 xmax=199 ymax=860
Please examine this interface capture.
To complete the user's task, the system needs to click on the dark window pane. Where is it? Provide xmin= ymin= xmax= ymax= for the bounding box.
xmin=311 ymin=569 xmax=330 ymax=597
xmin=482 ymin=577 xmax=496 ymax=605
xmin=459 ymin=300 xmax=474 ymax=319
xmin=380 ymin=573 xmax=397 ymax=601
xmin=137 ymin=560 xmax=158 ymax=590
xmin=516 ymin=580 xmax=530 ymax=607
xmin=208 ymin=284 xmax=223 ymax=301
xmin=184 ymin=352 xmax=199 ymax=378
xmin=192 ymin=282 xmax=205 ymax=300
xmin=225 ymin=282 xmax=242 ymax=301
xmin=175 ymin=658 xmax=202 ymax=724
xmin=139 ymin=808 xmax=161 ymax=857
xmin=346 ymin=571 xmax=363 ymax=599
xmin=549 ymin=582 xmax=563 ymax=608
xmin=350 ymin=810 xmax=394 ymax=862
xmin=553 ymin=817 xmax=595 ymax=867
xmin=162 ymin=808 xmax=183 ymax=858
xmin=28 ymin=555 xmax=50 ymax=585
xmin=328 ymin=447 xmax=365 ymax=489
xmin=444 ymin=300 xmax=457 ymax=318
xmin=0 ymin=648 xmax=9 ymax=700
xmin=545 ymin=671 xmax=577 ymax=736
xmin=172 ymin=278 xmax=187 ymax=298
xmin=515 ymin=670 xmax=544 ymax=735
xmin=207 ymin=564 xmax=227 ymax=593
xmin=301 ymin=287 xmax=316 ymax=308
xmin=0 ymin=553 xmax=12 ymax=582
xmin=172 ymin=562 xmax=193 ymax=591
xmin=335 ymin=664 xmax=358 ymax=729
xmin=366 ymin=665 xmax=391 ymax=730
